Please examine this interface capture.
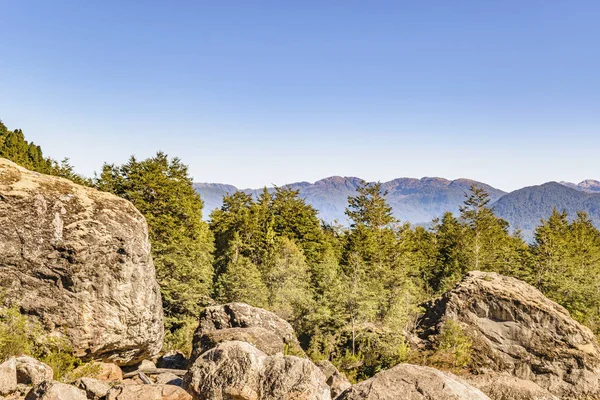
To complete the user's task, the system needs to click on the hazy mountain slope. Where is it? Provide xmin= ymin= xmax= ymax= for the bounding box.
xmin=560 ymin=180 xmax=600 ymax=193
xmin=492 ymin=182 xmax=600 ymax=239
xmin=194 ymin=176 xmax=506 ymax=224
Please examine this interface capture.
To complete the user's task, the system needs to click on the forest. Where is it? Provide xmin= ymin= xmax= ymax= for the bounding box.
xmin=2 ymin=121 xmax=600 ymax=381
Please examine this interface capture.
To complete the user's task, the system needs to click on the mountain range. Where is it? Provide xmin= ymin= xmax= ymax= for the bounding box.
xmin=194 ymin=178 xmax=600 ymax=240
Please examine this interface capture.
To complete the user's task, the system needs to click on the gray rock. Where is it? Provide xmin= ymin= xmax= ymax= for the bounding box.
xmin=0 ymin=358 xmax=17 ymax=396
xmin=15 ymin=356 xmax=53 ymax=386
xmin=105 ymin=384 xmax=192 ymax=400
xmin=468 ymin=374 xmax=559 ymax=400
xmin=0 ymin=158 xmax=163 ymax=365
xmin=337 ymin=363 xmax=490 ymax=400
xmin=418 ymin=271 xmax=600 ymax=399
xmin=155 ymin=372 xmax=182 ymax=386
xmin=183 ymin=340 xmax=330 ymax=400
xmin=190 ymin=302 xmax=302 ymax=363
xmin=73 ymin=377 xmax=111 ymax=400
xmin=25 ymin=380 xmax=87 ymax=400
xmin=315 ymin=360 xmax=351 ymax=399
xmin=194 ymin=326 xmax=285 ymax=358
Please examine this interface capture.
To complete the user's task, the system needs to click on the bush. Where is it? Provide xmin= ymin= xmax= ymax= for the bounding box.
xmin=430 ymin=319 xmax=472 ymax=369
xmin=0 ymin=306 xmax=37 ymax=361
xmin=0 ymin=305 xmax=85 ymax=381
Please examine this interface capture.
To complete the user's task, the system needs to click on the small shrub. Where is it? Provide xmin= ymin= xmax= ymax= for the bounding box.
xmin=432 ymin=319 xmax=472 ymax=369
xmin=0 ymin=306 xmax=36 ymax=361
xmin=34 ymin=334 xmax=82 ymax=381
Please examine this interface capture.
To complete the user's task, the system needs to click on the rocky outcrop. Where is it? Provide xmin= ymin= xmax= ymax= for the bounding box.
xmin=0 ymin=358 xmax=17 ymax=396
xmin=418 ymin=271 xmax=600 ymax=399
xmin=336 ymin=363 xmax=490 ymax=400
xmin=0 ymin=158 xmax=163 ymax=365
xmin=105 ymin=384 xmax=192 ymax=400
xmin=183 ymin=340 xmax=330 ymax=400
xmin=190 ymin=302 xmax=301 ymax=362
xmin=15 ymin=356 xmax=53 ymax=386
xmin=315 ymin=360 xmax=351 ymax=398
xmin=25 ymin=381 xmax=87 ymax=400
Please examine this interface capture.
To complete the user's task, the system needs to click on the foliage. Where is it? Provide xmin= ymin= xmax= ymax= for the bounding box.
xmin=0 ymin=304 xmax=84 ymax=381
xmin=431 ymin=320 xmax=472 ymax=369
xmin=162 ymin=316 xmax=197 ymax=357
xmin=95 ymin=152 xmax=215 ymax=332
xmin=0 ymin=120 xmax=90 ymax=185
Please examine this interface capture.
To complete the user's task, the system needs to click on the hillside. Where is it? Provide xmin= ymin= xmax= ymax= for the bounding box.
xmin=492 ymin=182 xmax=600 ymax=239
xmin=194 ymin=177 xmax=506 ymax=224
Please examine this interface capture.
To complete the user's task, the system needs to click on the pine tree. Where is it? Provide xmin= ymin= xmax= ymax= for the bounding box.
xmin=95 ymin=152 xmax=214 ymax=332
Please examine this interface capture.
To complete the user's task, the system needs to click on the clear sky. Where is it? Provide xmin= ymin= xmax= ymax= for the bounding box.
xmin=1 ymin=1 xmax=598 ymax=192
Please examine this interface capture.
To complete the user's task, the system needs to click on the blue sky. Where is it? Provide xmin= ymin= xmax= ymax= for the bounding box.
xmin=1 ymin=1 xmax=599 ymax=191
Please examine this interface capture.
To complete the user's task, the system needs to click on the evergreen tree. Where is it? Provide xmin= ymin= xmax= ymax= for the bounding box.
xmin=215 ymin=233 xmax=269 ymax=308
xmin=96 ymin=152 xmax=214 ymax=332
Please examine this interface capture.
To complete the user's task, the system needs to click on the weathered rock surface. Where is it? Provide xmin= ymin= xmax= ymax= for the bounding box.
xmin=105 ymin=384 xmax=192 ymax=400
xmin=15 ymin=356 xmax=53 ymax=386
xmin=0 ymin=358 xmax=17 ymax=396
xmin=467 ymin=374 xmax=559 ymax=400
xmin=73 ymin=377 xmax=111 ymax=400
xmin=337 ymin=363 xmax=490 ymax=400
xmin=418 ymin=271 xmax=600 ymax=399
xmin=183 ymin=340 xmax=330 ymax=400
xmin=155 ymin=372 xmax=183 ymax=386
xmin=315 ymin=360 xmax=351 ymax=398
xmin=194 ymin=327 xmax=285 ymax=358
xmin=190 ymin=302 xmax=301 ymax=363
xmin=25 ymin=380 xmax=87 ymax=400
xmin=0 ymin=158 xmax=163 ymax=365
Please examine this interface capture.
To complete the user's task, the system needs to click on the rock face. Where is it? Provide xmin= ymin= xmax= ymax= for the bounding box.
xmin=194 ymin=327 xmax=285 ymax=358
xmin=105 ymin=384 xmax=192 ymax=400
xmin=190 ymin=302 xmax=301 ymax=362
xmin=337 ymin=363 xmax=490 ymax=400
xmin=25 ymin=380 xmax=87 ymax=400
xmin=0 ymin=158 xmax=163 ymax=365
xmin=467 ymin=374 xmax=559 ymax=400
xmin=183 ymin=341 xmax=330 ymax=400
xmin=0 ymin=358 xmax=17 ymax=396
xmin=418 ymin=271 xmax=600 ymax=399
xmin=15 ymin=356 xmax=53 ymax=385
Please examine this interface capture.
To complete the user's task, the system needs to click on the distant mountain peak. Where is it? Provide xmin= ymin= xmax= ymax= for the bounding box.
xmin=559 ymin=180 xmax=600 ymax=193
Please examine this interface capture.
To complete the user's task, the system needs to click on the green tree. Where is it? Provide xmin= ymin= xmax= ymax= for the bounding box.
xmin=95 ymin=152 xmax=214 ymax=332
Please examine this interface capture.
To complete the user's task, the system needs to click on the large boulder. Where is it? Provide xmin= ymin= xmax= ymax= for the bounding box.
xmin=190 ymin=302 xmax=301 ymax=362
xmin=418 ymin=271 xmax=600 ymax=399
xmin=183 ymin=340 xmax=330 ymax=400
xmin=337 ymin=363 xmax=490 ymax=400
xmin=25 ymin=381 xmax=87 ymax=400
xmin=0 ymin=158 xmax=163 ymax=365
xmin=15 ymin=356 xmax=53 ymax=385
